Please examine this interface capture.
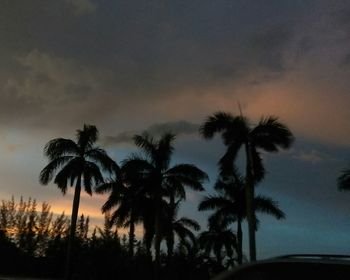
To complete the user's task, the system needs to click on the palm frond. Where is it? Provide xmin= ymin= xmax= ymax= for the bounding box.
xmin=95 ymin=181 xmax=119 ymax=194
xmin=121 ymin=157 xmax=154 ymax=175
xmin=83 ymin=161 xmax=104 ymax=195
xmin=53 ymin=157 xmax=84 ymax=194
xmin=251 ymin=116 xmax=294 ymax=152
xmin=165 ymin=178 xmax=187 ymax=200
xmin=39 ymin=156 xmax=74 ymax=185
xmin=177 ymin=217 xmax=200 ymax=231
xmin=219 ymin=143 xmax=242 ymax=177
xmin=208 ymin=210 xmax=237 ymax=228
xmin=166 ymin=164 xmax=208 ymax=184
xmin=101 ymin=191 xmax=123 ymax=213
xmin=254 ymin=195 xmax=285 ymax=220
xmin=198 ymin=196 xmax=231 ymax=211
xmin=112 ymin=204 xmax=132 ymax=227
xmin=44 ymin=138 xmax=79 ymax=160
xmin=175 ymin=226 xmax=197 ymax=246
xmin=157 ymin=133 xmax=176 ymax=170
xmin=338 ymin=168 xmax=350 ymax=191
xmin=165 ymin=168 xmax=207 ymax=191
xmin=222 ymin=230 xmax=237 ymax=257
xmin=133 ymin=133 xmax=157 ymax=160
xmin=250 ymin=148 xmax=265 ymax=183
xmin=221 ymin=116 xmax=249 ymax=146
xmin=77 ymin=124 xmax=99 ymax=152
xmin=85 ymin=148 xmax=118 ymax=173
xmin=199 ymin=111 xmax=235 ymax=139
xmin=214 ymin=176 xmax=244 ymax=197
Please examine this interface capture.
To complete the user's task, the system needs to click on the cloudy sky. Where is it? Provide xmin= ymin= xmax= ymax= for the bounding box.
xmin=1 ymin=0 xmax=350 ymax=258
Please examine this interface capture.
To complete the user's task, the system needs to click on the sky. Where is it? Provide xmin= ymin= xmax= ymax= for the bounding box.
xmin=1 ymin=0 xmax=350 ymax=259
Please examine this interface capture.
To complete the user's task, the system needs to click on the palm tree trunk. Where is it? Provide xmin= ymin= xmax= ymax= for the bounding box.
xmin=167 ymin=194 xmax=175 ymax=258
xmin=154 ymin=195 xmax=161 ymax=280
xmin=143 ymin=220 xmax=154 ymax=257
xmin=215 ymin=248 xmax=222 ymax=266
xmin=237 ymin=218 xmax=243 ymax=264
xmin=65 ymin=176 xmax=81 ymax=280
xmin=129 ymin=212 xmax=135 ymax=258
xmin=144 ymin=231 xmax=153 ymax=257
xmin=166 ymin=232 xmax=174 ymax=258
xmin=245 ymin=143 xmax=256 ymax=262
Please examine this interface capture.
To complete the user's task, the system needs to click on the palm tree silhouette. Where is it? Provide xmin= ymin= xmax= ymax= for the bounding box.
xmin=39 ymin=124 xmax=115 ymax=280
xmin=129 ymin=132 xmax=208 ymax=278
xmin=162 ymin=199 xmax=201 ymax=257
xmin=96 ymin=159 xmax=148 ymax=257
xmin=199 ymin=220 xmax=237 ymax=267
xmin=200 ymin=112 xmax=293 ymax=261
xmin=199 ymin=172 xmax=285 ymax=264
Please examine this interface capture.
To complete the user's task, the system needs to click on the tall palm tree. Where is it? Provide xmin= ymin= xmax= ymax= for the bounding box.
xmin=39 ymin=124 xmax=115 ymax=280
xmin=96 ymin=160 xmax=149 ymax=257
xmin=199 ymin=174 xmax=285 ymax=264
xmin=162 ymin=199 xmax=201 ymax=257
xmin=199 ymin=221 xmax=237 ymax=266
xmin=129 ymin=132 xmax=208 ymax=277
xmin=200 ymin=112 xmax=293 ymax=261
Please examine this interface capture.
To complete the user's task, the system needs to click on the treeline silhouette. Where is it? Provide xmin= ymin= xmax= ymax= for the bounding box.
xmin=0 ymin=111 xmax=295 ymax=279
xmin=0 ymin=197 xmax=213 ymax=279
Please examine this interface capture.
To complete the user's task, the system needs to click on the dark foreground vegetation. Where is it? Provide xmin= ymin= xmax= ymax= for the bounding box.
xmin=0 ymin=197 xmax=215 ymax=279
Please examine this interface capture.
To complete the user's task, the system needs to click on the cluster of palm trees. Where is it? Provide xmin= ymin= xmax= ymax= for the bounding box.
xmin=199 ymin=112 xmax=293 ymax=263
xmin=39 ymin=111 xmax=294 ymax=279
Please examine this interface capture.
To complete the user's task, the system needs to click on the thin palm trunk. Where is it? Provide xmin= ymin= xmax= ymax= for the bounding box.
xmin=129 ymin=212 xmax=135 ymax=258
xmin=167 ymin=194 xmax=175 ymax=258
xmin=245 ymin=143 xmax=256 ymax=262
xmin=215 ymin=248 xmax=222 ymax=265
xmin=144 ymin=232 xmax=153 ymax=257
xmin=65 ymin=175 xmax=81 ymax=280
xmin=166 ymin=232 xmax=174 ymax=258
xmin=154 ymin=190 xmax=162 ymax=280
xmin=237 ymin=218 xmax=243 ymax=264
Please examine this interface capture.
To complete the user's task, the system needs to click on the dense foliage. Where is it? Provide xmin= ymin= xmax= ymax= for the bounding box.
xmin=0 ymin=197 xmax=215 ymax=279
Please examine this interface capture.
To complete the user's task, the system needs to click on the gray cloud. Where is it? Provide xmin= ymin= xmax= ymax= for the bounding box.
xmin=339 ymin=53 xmax=350 ymax=68
xmin=0 ymin=0 xmax=348 ymax=145
xmin=103 ymin=120 xmax=199 ymax=146
xmin=0 ymin=1 xmax=306 ymax=97
xmin=292 ymin=149 xmax=339 ymax=164
xmin=248 ymin=24 xmax=293 ymax=73
xmin=146 ymin=121 xmax=199 ymax=136
xmin=67 ymin=0 xmax=96 ymax=15
xmin=103 ymin=132 xmax=135 ymax=146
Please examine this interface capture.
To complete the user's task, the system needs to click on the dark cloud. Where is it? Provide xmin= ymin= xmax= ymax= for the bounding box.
xmin=248 ymin=24 xmax=293 ymax=73
xmin=0 ymin=0 xmax=348 ymax=142
xmin=0 ymin=1 xmax=308 ymax=97
xmin=339 ymin=53 xmax=350 ymax=68
xmin=103 ymin=132 xmax=134 ymax=146
xmin=103 ymin=120 xmax=199 ymax=146
xmin=146 ymin=121 xmax=199 ymax=136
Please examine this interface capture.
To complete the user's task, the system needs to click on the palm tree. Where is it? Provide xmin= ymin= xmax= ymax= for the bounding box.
xmin=162 ymin=199 xmax=201 ymax=257
xmin=129 ymin=132 xmax=208 ymax=277
xmin=200 ymin=112 xmax=293 ymax=261
xmin=199 ymin=220 xmax=237 ymax=267
xmin=96 ymin=160 xmax=149 ymax=257
xmin=199 ymin=173 xmax=285 ymax=264
xmin=39 ymin=124 xmax=115 ymax=280
xmin=338 ymin=167 xmax=350 ymax=190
